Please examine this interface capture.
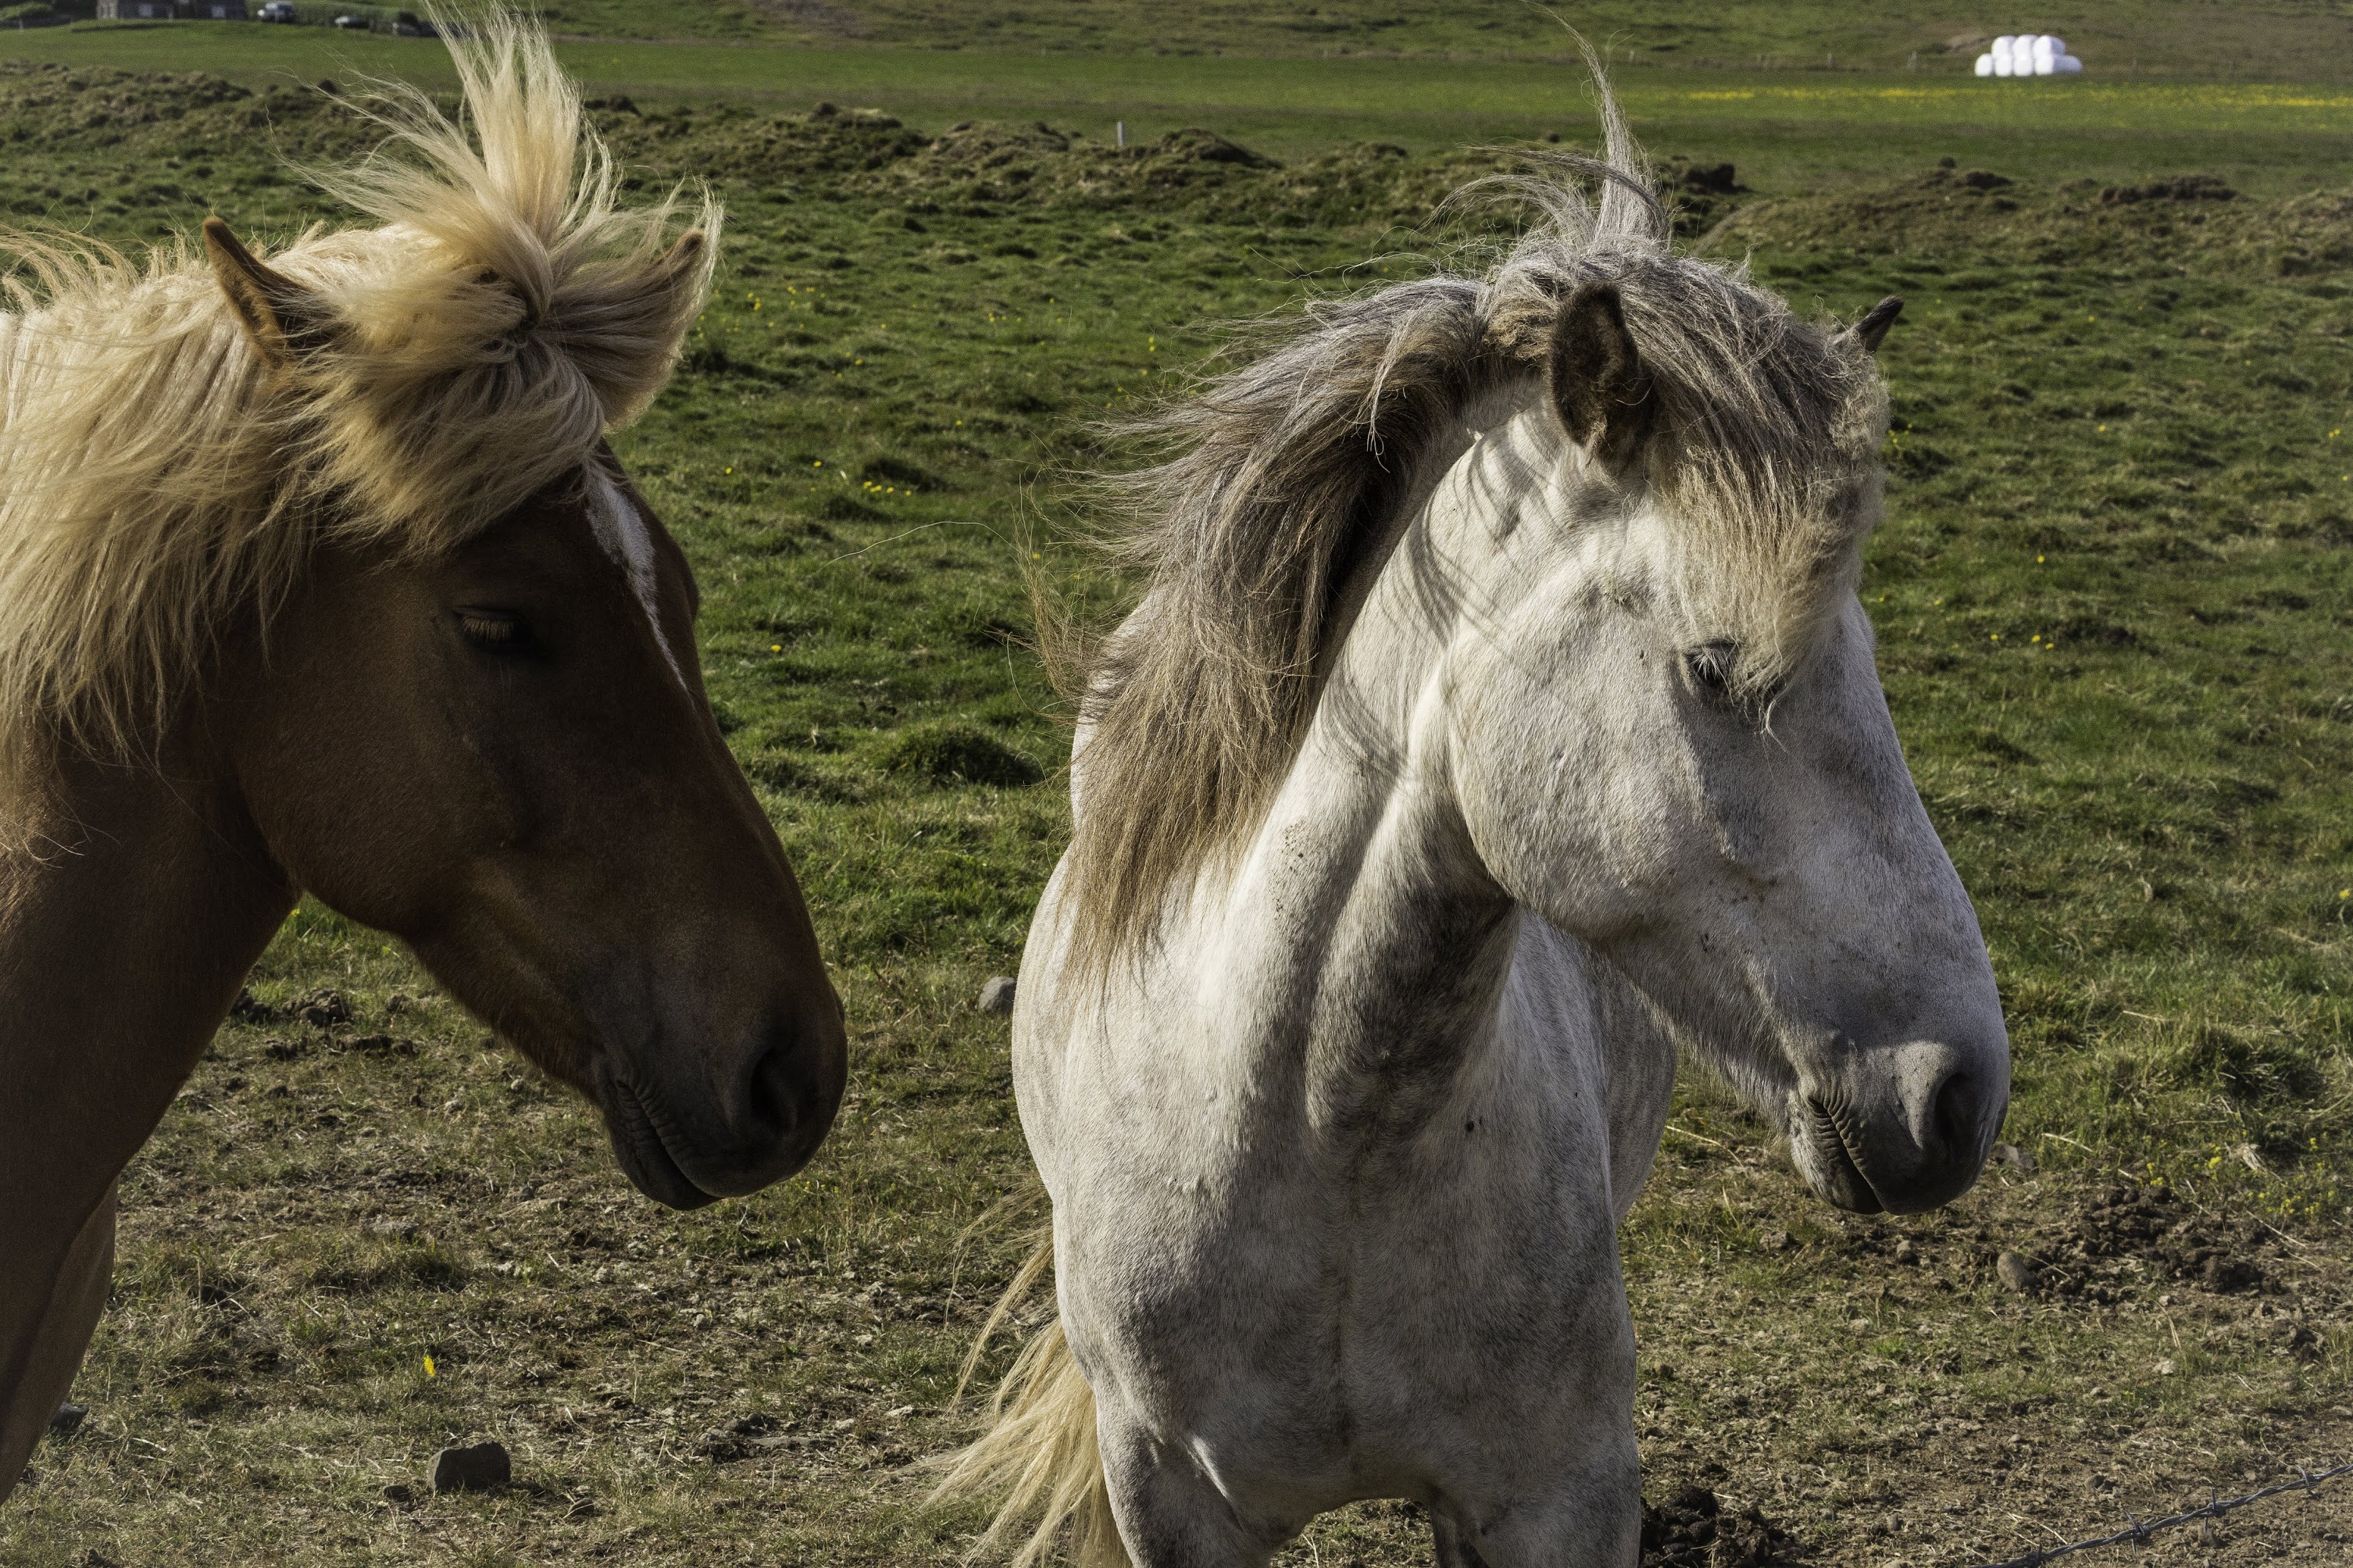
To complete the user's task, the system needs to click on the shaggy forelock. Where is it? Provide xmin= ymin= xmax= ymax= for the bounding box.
xmin=0 ymin=14 xmax=716 ymax=813
xmin=1064 ymin=72 xmax=1892 ymax=973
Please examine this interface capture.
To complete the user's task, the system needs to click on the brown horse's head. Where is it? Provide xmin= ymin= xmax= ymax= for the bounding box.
xmin=178 ymin=65 xmax=850 ymax=1205
xmin=217 ymin=448 xmax=845 ymax=1208
xmin=0 ymin=24 xmax=847 ymax=1209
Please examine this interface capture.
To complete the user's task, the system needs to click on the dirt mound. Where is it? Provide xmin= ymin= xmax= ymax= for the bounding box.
xmin=1188 ymin=140 xmax=1489 ymax=229
xmin=596 ymin=98 xmax=927 ymax=188
xmin=2016 ymin=1180 xmax=2278 ymax=1301
xmin=2101 ymin=173 xmax=2237 ymax=206
xmin=0 ymin=59 xmax=253 ymax=142
xmin=1653 ymin=154 xmax=1750 ymax=240
xmin=1712 ymin=163 xmax=2346 ymax=276
xmin=1194 ymin=145 xmax=1748 ymax=241
xmin=0 ymin=61 xmax=386 ymax=161
xmin=874 ymin=118 xmax=1099 ymax=205
xmin=1641 ymin=1486 xmax=1796 ymax=1567
xmin=2236 ymin=188 xmax=2353 ymax=276
xmin=1713 ymin=165 xmax=2054 ymax=256
xmin=856 ymin=120 xmax=1279 ymax=211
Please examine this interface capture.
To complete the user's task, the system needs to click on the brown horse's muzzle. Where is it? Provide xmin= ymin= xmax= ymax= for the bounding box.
xmin=593 ymin=993 xmax=848 ymax=1210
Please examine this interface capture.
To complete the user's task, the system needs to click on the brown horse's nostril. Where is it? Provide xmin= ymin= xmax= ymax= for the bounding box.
xmin=744 ymin=1033 xmax=808 ymax=1138
xmin=735 ymin=1012 xmax=846 ymax=1178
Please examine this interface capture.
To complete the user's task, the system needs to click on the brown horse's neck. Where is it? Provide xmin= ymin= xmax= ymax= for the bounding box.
xmin=0 ymin=742 xmax=295 ymax=1295
xmin=0 ymin=742 xmax=293 ymax=1497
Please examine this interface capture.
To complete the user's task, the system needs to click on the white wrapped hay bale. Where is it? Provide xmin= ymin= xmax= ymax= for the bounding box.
xmin=1979 ymin=32 xmax=2085 ymax=81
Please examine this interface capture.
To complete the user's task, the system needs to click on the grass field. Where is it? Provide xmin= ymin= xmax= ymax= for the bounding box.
xmin=1 ymin=11 xmax=2352 ymax=1568
xmin=14 ymin=32 xmax=2353 ymax=202
xmin=36 ymin=0 xmax=2353 ymax=78
xmin=633 ymin=0 xmax=2353 ymax=81
xmin=9 ymin=26 xmax=2353 ymax=174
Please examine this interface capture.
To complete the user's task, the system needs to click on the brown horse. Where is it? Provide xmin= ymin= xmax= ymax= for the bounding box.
xmin=0 ymin=24 xmax=845 ymax=1499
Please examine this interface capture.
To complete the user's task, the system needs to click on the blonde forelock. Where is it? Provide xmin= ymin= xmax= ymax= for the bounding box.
xmin=0 ymin=14 xmax=716 ymax=812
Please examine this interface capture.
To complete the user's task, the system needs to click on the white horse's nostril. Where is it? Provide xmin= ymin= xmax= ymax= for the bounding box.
xmin=1931 ymin=1067 xmax=1984 ymax=1160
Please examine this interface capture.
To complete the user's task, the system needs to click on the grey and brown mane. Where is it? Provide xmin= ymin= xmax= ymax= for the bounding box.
xmin=1064 ymin=85 xmax=1897 ymax=969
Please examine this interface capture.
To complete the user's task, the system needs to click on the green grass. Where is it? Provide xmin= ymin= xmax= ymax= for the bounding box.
xmin=7 ymin=27 xmax=2353 ymax=174
xmin=694 ymin=0 xmax=2353 ymax=81
xmin=0 ymin=26 xmax=2350 ymax=1568
xmin=46 ymin=0 xmax=2353 ymax=77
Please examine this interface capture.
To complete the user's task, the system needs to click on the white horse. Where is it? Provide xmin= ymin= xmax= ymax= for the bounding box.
xmin=937 ymin=84 xmax=2010 ymax=1568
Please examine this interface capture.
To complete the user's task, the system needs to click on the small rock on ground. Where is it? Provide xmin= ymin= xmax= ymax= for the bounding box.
xmin=1997 ymin=1250 xmax=2041 ymax=1294
xmin=696 ymin=1412 xmax=782 ymax=1462
xmin=48 ymin=1402 xmax=86 ymax=1437
xmin=428 ymin=1440 xmax=510 ymax=1494
xmin=977 ymin=976 xmax=1017 ymax=1015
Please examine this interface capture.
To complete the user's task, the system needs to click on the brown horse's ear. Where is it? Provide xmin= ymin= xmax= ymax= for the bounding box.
xmin=651 ymin=228 xmax=707 ymax=280
xmin=203 ymin=216 xmax=322 ymax=370
xmin=1549 ymin=281 xmax=1655 ymax=475
xmin=1848 ymin=295 xmax=1904 ymax=355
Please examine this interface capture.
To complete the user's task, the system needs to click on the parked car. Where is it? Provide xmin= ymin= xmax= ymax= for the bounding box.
xmin=392 ymin=14 xmax=434 ymax=34
xmin=331 ymin=11 xmax=366 ymax=26
xmin=257 ymin=1 xmax=296 ymax=19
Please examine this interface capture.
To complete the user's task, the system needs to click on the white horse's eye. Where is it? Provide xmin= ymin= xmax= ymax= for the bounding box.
xmin=1683 ymin=641 xmax=1738 ymax=695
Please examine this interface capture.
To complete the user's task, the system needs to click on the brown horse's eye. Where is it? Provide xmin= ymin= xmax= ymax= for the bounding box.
xmin=455 ymin=609 xmax=531 ymax=649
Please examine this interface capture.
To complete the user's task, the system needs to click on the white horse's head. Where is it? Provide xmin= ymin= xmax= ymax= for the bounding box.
xmin=1441 ymin=279 xmax=2006 ymax=1214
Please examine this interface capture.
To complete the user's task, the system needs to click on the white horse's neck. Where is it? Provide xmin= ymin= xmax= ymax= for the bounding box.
xmin=1236 ymin=732 xmax=1520 ymax=1145
xmin=1186 ymin=395 xmax=1607 ymax=1148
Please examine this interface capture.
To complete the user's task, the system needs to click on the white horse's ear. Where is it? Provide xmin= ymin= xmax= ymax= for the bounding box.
xmin=203 ymin=216 xmax=323 ymax=370
xmin=1848 ymin=295 xmax=1904 ymax=355
xmin=1548 ymin=281 xmax=1655 ymax=474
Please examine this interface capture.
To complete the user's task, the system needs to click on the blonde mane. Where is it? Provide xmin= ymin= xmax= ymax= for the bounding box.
xmin=0 ymin=17 xmax=717 ymax=806
xmin=1063 ymin=72 xmax=1892 ymax=973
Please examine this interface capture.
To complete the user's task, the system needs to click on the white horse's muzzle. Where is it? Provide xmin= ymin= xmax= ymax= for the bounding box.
xmin=1790 ymin=1035 xmax=2010 ymax=1214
